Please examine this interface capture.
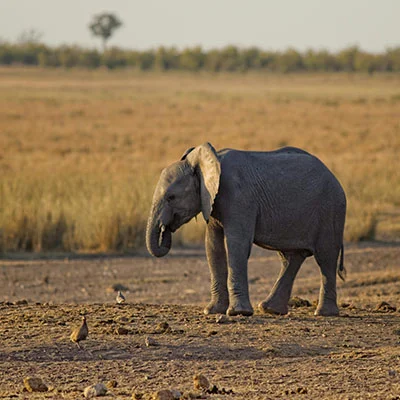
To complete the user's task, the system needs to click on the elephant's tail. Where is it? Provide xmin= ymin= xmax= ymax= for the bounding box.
xmin=337 ymin=244 xmax=346 ymax=281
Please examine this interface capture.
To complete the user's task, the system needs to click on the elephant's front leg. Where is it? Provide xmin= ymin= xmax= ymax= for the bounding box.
xmin=225 ymin=234 xmax=254 ymax=316
xmin=203 ymin=221 xmax=229 ymax=315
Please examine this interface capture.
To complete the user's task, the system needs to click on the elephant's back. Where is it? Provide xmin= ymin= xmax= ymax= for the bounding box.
xmin=218 ymin=147 xmax=346 ymax=205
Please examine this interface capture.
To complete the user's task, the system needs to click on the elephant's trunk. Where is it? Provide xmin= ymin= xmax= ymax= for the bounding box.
xmin=146 ymin=211 xmax=172 ymax=258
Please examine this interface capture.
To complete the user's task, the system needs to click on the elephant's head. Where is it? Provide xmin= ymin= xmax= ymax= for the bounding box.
xmin=146 ymin=143 xmax=221 ymax=257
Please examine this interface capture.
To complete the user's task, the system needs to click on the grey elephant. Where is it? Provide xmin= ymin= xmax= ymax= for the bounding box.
xmin=146 ymin=143 xmax=346 ymax=317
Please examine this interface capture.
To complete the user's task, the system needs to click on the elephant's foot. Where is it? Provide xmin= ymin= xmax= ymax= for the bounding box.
xmin=227 ymin=305 xmax=254 ymax=317
xmin=203 ymin=299 xmax=229 ymax=315
xmin=226 ymin=299 xmax=254 ymax=316
xmin=314 ymin=303 xmax=339 ymax=316
xmin=258 ymin=299 xmax=288 ymax=315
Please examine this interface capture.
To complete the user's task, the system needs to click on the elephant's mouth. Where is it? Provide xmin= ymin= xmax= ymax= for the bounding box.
xmin=168 ymin=212 xmax=194 ymax=234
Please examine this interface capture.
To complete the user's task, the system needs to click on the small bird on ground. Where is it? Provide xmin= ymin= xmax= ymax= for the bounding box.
xmin=116 ymin=290 xmax=126 ymax=304
xmin=70 ymin=315 xmax=88 ymax=348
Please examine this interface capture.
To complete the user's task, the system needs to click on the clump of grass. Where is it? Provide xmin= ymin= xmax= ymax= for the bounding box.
xmin=345 ymin=211 xmax=378 ymax=242
xmin=0 ymin=173 xmax=153 ymax=253
xmin=390 ymin=94 xmax=400 ymax=103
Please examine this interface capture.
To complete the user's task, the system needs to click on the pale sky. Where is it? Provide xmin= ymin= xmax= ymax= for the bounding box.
xmin=0 ymin=0 xmax=399 ymax=53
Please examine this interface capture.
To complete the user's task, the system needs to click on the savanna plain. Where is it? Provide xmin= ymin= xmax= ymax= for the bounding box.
xmin=0 ymin=68 xmax=400 ymax=399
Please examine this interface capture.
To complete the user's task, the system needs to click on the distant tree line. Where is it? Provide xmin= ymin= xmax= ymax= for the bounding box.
xmin=1 ymin=42 xmax=400 ymax=72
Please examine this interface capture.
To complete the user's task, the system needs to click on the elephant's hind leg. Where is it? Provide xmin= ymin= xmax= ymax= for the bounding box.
xmin=203 ymin=221 xmax=229 ymax=315
xmin=314 ymin=248 xmax=340 ymax=316
xmin=259 ymin=251 xmax=305 ymax=315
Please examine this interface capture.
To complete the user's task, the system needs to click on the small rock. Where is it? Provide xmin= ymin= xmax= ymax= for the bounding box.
xmin=156 ymin=321 xmax=170 ymax=333
xmin=145 ymin=336 xmax=158 ymax=347
xmin=207 ymin=385 xmax=219 ymax=394
xmin=288 ymin=297 xmax=311 ymax=308
xmin=152 ymin=389 xmax=175 ymax=400
xmin=115 ymin=326 xmax=130 ymax=335
xmin=215 ymin=314 xmax=229 ymax=324
xmin=297 ymin=387 xmax=308 ymax=394
xmin=193 ymin=374 xmax=209 ymax=391
xmin=171 ymin=389 xmax=181 ymax=399
xmin=376 ymin=301 xmax=397 ymax=312
xmin=23 ymin=376 xmax=48 ymax=392
xmin=389 ymin=369 xmax=397 ymax=377
xmin=84 ymin=383 xmax=108 ymax=398
xmin=181 ymin=392 xmax=202 ymax=399
xmin=16 ymin=299 xmax=28 ymax=305
xmin=106 ymin=380 xmax=118 ymax=388
xmin=132 ymin=393 xmax=143 ymax=400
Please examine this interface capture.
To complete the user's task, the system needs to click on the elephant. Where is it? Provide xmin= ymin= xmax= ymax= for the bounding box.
xmin=146 ymin=143 xmax=346 ymax=317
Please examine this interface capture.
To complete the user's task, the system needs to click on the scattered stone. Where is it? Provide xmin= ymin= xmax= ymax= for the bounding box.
xmin=376 ymin=301 xmax=397 ymax=312
xmin=389 ymin=369 xmax=397 ymax=377
xmin=132 ymin=393 xmax=144 ymax=400
xmin=206 ymin=330 xmax=218 ymax=337
xmin=152 ymin=389 xmax=175 ymax=400
xmin=288 ymin=297 xmax=311 ymax=308
xmin=193 ymin=374 xmax=209 ymax=391
xmin=206 ymin=385 xmax=234 ymax=395
xmin=83 ymin=383 xmax=108 ymax=398
xmin=207 ymin=385 xmax=218 ymax=394
xmin=215 ymin=314 xmax=229 ymax=324
xmin=15 ymin=299 xmax=28 ymax=305
xmin=106 ymin=380 xmax=118 ymax=389
xmin=284 ymin=387 xmax=308 ymax=395
xmin=171 ymin=389 xmax=182 ymax=399
xmin=181 ymin=392 xmax=201 ymax=399
xmin=23 ymin=376 xmax=48 ymax=392
xmin=155 ymin=321 xmax=170 ymax=333
xmin=145 ymin=336 xmax=158 ymax=347
xmin=115 ymin=326 xmax=130 ymax=335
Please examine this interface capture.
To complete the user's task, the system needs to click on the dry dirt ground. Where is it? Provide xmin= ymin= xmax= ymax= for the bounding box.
xmin=1 ymin=242 xmax=400 ymax=399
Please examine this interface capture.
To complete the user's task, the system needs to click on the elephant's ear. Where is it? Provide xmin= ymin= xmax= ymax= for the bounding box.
xmin=180 ymin=147 xmax=195 ymax=160
xmin=186 ymin=143 xmax=221 ymax=222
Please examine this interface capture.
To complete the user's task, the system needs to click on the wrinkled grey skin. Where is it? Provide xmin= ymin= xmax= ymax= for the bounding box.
xmin=146 ymin=143 xmax=346 ymax=317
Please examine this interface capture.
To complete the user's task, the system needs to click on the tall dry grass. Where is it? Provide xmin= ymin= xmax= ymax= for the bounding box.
xmin=0 ymin=68 xmax=399 ymax=252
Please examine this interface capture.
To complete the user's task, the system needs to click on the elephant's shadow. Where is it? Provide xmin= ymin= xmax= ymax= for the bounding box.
xmin=162 ymin=341 xmax=333 ymax=362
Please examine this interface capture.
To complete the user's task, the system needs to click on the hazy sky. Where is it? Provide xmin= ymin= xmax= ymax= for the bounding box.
xmin=0 ymin=0 xmax=399 ymax=53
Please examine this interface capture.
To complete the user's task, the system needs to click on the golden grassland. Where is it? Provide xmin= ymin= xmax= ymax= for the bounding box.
xmin=0 ymin=67 xmax=399 ymax=252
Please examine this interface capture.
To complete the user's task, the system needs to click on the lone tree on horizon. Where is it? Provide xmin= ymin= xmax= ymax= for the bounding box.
xmin=89 ymin=12 xmax=122 ymax=51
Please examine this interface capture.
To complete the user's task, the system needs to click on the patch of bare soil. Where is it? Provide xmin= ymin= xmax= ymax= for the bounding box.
xmin=1 ymin=242 xmax=400 ymax=399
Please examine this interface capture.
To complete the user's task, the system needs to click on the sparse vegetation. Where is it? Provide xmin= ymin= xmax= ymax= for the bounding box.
xmin=0 ymin=68 xmax=399 ymax=252
xmin=1 ymin=43 xmax=400 ymax=72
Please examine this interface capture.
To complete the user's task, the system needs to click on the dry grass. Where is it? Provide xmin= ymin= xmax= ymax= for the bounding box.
xmin=0 ymin=68 xmax=399 ymax=252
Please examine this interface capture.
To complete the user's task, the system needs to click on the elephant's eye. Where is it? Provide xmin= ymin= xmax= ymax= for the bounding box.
xmin=167 ymin=194 xmax=176 ymax=202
